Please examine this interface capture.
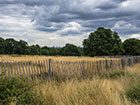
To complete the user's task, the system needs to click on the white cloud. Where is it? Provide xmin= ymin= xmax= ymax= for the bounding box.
xmin=130 ymin=33 xmax=140 ymax=39
xmin=112 ymin=21 xmax=137 ymax=30
xmin=57 ymin=22 xmax=83 ymax=35
xmin=0 ymin=16 xmax=33 ymax=32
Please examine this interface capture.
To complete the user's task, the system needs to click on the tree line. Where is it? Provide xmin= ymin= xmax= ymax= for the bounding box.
xmin=0 ymin=27 xmax=140 ymax=56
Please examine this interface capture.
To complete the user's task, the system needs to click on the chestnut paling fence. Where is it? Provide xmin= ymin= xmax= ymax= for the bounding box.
xmin=0 ymin=56 xmax=140 ymax=80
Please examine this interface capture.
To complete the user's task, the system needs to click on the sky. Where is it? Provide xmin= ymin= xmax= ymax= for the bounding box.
xmin=0 ymin=0 xmax=140 ymax=47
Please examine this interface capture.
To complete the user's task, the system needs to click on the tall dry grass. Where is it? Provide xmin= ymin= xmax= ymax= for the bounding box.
xmin=0 ymin=55 xmax=120 ymax=61
xmin=33 ymin=79 xmax=131 ymax=105
xmin=32 ymin=64 xmax=140 ymax=105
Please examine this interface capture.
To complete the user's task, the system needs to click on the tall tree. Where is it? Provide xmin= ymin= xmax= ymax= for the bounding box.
xmin=83 ymin=27 xmax=124 ymax=56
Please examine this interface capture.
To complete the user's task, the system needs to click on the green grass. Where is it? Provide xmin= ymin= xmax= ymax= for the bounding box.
xmin=126 ymin=83 xmax=140 ymax=103
xmin=100 ymin=71 xmax=132 ymax=79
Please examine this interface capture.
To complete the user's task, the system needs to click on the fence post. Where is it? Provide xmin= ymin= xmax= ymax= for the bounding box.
xmin=82 ymin=61 xmax=85 ymax=78
xmin=105 ymin=60 xmax=108 ymax=71
xmin=48 ymin=59 xmax=51 ymax=78
xmin=110 ymin=60 xmax=112 ymax=69
xmin=96 ymin=61 xmax=99 ymax=74
xmin=121 ymin=58 xmax=125 ymax=70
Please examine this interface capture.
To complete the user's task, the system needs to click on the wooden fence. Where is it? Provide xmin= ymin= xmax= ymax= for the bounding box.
xmin=1 ymin=56 xmax=140 ymax=80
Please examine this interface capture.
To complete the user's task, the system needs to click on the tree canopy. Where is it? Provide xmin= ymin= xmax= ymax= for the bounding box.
xmin=83 ymin=27 xmax=124 ymax=56
xmin=60 ymin=43 xmax=82 ymax=56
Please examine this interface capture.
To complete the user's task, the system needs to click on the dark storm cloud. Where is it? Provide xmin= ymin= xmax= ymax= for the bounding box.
xmin=60 ymin=30 xmax=82 ymax=36
xmin=0 ymin=0 xmax=57 ymax=6
xmin=0 ymin=0 xmax=140 ymax=38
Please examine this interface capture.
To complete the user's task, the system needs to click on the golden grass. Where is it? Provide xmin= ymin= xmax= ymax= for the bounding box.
xmin=0 ymin=55 xmax=120 ymax=61
xmin=31 ymin=64 xmax=140 ymax=105
xmin=33 ymin=79 xmax=131 ymax=105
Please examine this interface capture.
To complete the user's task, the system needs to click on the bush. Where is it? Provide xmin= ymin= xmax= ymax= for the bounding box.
xmin=126 ymin=83 xmax=140 ymax=103
xmin=0 ymin=77 xmax=42 ymax=105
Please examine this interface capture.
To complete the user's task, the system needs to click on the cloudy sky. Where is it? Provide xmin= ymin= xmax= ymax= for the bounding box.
xmin=0 ymin=0 xmax=140 ymax=47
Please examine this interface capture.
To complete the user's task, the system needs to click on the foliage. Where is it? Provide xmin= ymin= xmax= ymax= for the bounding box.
xmin=0 ymin=77 xmax=42 ymax=105
xmin=83 ymin=27 xmax=124 ymax=56
xmin=49 ymin=47 xmax=60 ymax=56
xmin=126 ymin=83 xmax=140 ymax=103
xmin=15 ymin=40 xmax=29 ymax=54
xmin=29 ymin=44 xmax=41 ymax=55
xmin=60 ymin=43 xmax=82 ymax=56
xmin=41 ymin=49 xmax=49 ymax=55
xmin=5 ymin=38 xmax=17 ymax=54
xmin=123 ymin=38 xmax=140 ymax=55
xmin=0 ymin=37 xmax=6 ymax=54
xmin=41 ymin=46 xmax=49 ymax=55
xmin=41 ymin=46 xmax=60 ymax=56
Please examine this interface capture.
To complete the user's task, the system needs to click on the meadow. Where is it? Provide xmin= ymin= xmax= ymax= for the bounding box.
xmin=0 ymin=55 xmax=119 ymax=61
xmin=32 ymin=63 xmax=140 ymax=105
xmin=0 ymin=55 xmax=140 ymax=105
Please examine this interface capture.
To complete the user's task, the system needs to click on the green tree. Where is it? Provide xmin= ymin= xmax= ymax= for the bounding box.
xmin=60 ymin=43 xmax=82 ymax=56
xmin=83 ymin=27 xmax=124 ymax=56
xmin=49 ymin=47 xmax=60 ymax=56
xmin=0 ymin=37 xmax=5 ymax=54
xmin=15 ymin=40 xmax=29 ymax=54
xmin=5 ymin=38 xmax=17 ymax=54
xmin=29 ymin=44 xmax=41 ymax=55
xmin=41 ymin=49 xmax=49 ymax=55
xmin=123 ymin=38 xmax=140 ymax=55
xmin=41 ymin=46 xmax=50 ymax=55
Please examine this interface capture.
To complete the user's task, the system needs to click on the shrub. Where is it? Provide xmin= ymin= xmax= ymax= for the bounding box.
xmin=0 ymin=77 xmax=42 ymax=105
xmin=126 ymin=83 xmax=140 ymax=103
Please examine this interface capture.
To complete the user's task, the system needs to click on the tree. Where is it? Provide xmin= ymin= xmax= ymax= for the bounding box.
xmin=41 ymin=46 xmax=50 ymax=55
xmin=5 ymin=38 xmax=17 ymax=54
xmin=83 ymin=27 xmax=124 ymax=56
xmin=60 ymin=43 xmax=82 ymax=56
xmin=0 ymin=37 xmax=5 ymax=54
xmin=29 ymin=44 xmax=41 ymax=55
xmin=49 ymin=47 xmax=60 ymax=56
xmin=123 ymin=38 xmax=140 ymax=55
xmin=15 ymin=40 xmax=29 ymax=54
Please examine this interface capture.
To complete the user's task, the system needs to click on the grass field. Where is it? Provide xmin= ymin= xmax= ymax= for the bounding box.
xmin=0 ymin=55 xmax=120 ymax=61
xmin=0 ymin=55 xmax=140 ymax=105
xmin=31 ymin=63 xmax=140 ymax=105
